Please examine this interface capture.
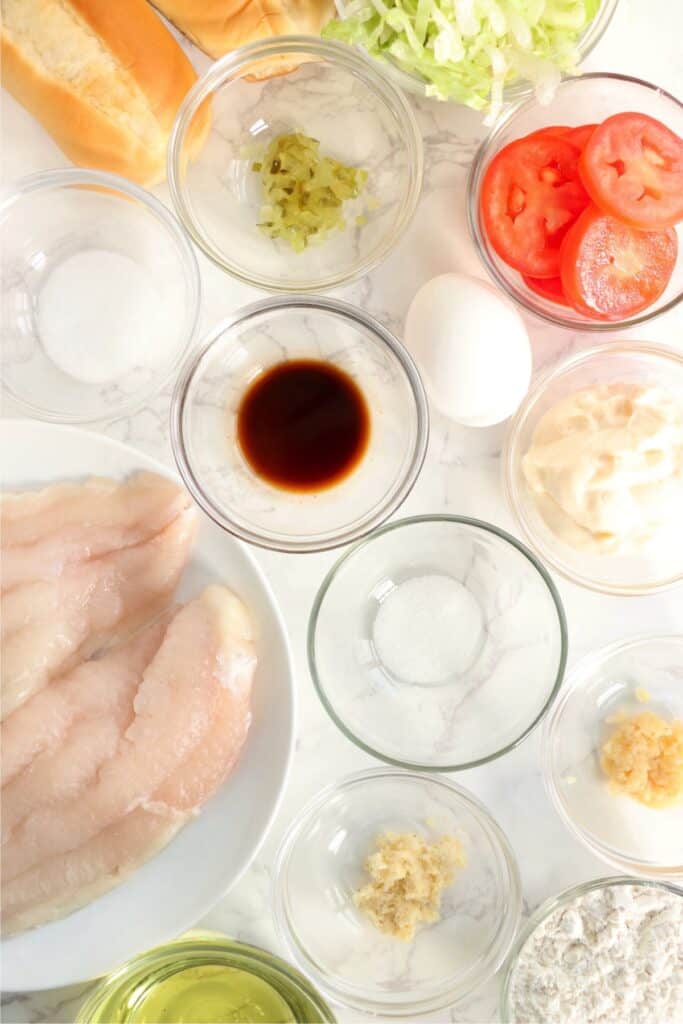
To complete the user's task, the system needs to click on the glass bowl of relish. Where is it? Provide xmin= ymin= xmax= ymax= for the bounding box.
xmin=76 ymin=932 xmax=336 ymax=1024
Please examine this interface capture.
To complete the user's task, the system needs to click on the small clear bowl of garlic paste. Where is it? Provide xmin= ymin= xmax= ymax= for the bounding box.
xmin=543 ymin=635 xmax=683 ymax=879
xmin=273 ymin=768 xmax=522 ymax=1018
xmin=504 ymin=341 xmax=683 ymax=595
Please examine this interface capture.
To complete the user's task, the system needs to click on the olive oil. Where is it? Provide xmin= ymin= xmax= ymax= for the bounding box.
xmin=127 ymin=964 xmax=296 ymax=1023
xmin=77 ymin=935 xmax=335 ymax=1024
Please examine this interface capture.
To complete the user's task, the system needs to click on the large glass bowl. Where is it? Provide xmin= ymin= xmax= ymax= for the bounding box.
xmin=334 ymin=0 xmax=619 ymax=104
xmin=273 ymin=768 xmax=522 ymax=1017
xmin=76 ymin=933 xmax=336 ymax=1023
xmin=500 ymin=877 xmax=683 ymax=1023
xmin=308 ymin=515 xmax=567 ymax=769
xmin=0 ymin=169 xmax=200 ymax=423
xmin=503 ymin=341 xmax=683 ymax=595
xmin=468 ymin=73 xmax=683 ymax=330
xmin=170 ymin=296 xmax=429 ymax=552
xmin=543 ymin=635 xmax=683 ymax=879
xmin=167 ymin=36 xmax=422 ymax=293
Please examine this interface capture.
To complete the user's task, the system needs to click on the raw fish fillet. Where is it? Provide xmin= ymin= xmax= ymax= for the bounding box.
xmin=2 ymin=717 xmax=127 ymax=839
xmin=0 ymin=509 xmax=197 ymax=721
xmin=1 ymin=807 xmax=186 ymax=935
xmin=2 ymin=587 xmax=254 ymax=883
xmin=0 ymin=619 xmax=166 ymax=786
xmin=1 ymin=473 xmax=189 ymax=592
xmin=1 ymin=586 xmax=256 ymax=934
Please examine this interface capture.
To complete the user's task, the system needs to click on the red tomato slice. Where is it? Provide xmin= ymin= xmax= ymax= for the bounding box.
xmin=528 ymin=125 xmax=572 ymax=140
xmin=481 ymin=135 xmax=590 ymax=278
xmin=563 ymin=124 xmax=597 ymax=150
xmin=559 ymin=204 xmax=678 ymax=320
xmin=579 ymin=112 xmax=683 ymax=229
xmin=522 ymin=275 xmax=570 ymax=307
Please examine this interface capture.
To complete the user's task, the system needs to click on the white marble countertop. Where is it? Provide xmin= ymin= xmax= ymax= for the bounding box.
xmin=2 ymin=1 xmax=683 ymax=1020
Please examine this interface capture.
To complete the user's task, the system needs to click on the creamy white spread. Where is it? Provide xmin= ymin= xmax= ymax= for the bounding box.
xmin=509 ymin=883 xmax=683 ymax=1024
xmin=522 ymin=383 xmax=683 ymax=553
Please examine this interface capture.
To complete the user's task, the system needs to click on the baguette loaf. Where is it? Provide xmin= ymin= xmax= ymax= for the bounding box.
xmin=150 ymin=0 xmax=335 ymax=59
xmin=1 ymin=0 xmax=208 ymax=185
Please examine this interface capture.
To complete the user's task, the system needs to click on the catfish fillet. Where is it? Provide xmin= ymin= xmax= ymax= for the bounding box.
xmin=1 ymin=586 xmax=256 ymax=934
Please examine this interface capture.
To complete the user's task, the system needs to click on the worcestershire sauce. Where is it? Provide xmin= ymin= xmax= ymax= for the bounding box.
xmin=236 ymin=359 xmax=370 ymax=492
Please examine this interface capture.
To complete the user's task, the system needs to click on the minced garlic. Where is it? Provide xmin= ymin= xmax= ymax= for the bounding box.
xmin=352 ymin=831 xmax=466 ymax=941
xmin=600 ymin=711 xmax=683 ymax=808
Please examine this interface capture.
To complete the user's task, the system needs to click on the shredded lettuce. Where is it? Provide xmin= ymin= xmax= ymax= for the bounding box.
xmin=324 ymin=0 xmax=601 ymax=120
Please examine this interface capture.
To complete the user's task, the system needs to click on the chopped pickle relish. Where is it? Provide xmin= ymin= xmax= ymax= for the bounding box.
xmin=253 ymin=132 xmax=368 ymax=252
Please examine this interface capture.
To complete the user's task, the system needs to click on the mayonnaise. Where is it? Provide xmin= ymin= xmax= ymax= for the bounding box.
xmin=522 ymin=382 xmax=683 ymax=553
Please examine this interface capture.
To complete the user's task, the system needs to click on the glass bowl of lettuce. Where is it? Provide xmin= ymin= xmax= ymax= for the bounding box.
xmin=325 ymin=0 xmax=618 ymax=122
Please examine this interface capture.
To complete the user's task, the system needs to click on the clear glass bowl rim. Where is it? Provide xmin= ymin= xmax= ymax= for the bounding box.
xmin=541 ymin=632 xmax=683 ymax=878
xmin=169 ymin=294 xmax=430 ymax=553
xmin=273 ymin=766 xmax=523 ymax=1017
xmin=467 ymin=71 xmax=683 ymax=331
xmin=335 ymin=0 xmax=620 ymax=102
xmin=75 ymin=934 xmax=337 ymax=1023
xmin=499 ymin=874 xmax=683 ymax=1022
xmin=166 ymin=35 xmax=424 ymax=293
xmin=503 ymin=340 xmax=683 ymax=595
xmin=308 ymin=513 xmax=568 ymax=769
xmin=0 ymin=167 xmax=201 ymax=425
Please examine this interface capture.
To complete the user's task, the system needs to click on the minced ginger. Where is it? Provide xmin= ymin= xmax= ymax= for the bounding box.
xmin=352 ymin=831 xmax=466 ymax=941
xmin=600 ymin=710 xmax=683 ymax=808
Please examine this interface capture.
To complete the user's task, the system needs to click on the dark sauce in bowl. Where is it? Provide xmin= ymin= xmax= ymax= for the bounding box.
xmin=236 ymin=359 xmax=370 ymax=492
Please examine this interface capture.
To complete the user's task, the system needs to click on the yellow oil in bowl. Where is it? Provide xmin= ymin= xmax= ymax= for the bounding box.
xmin=77 ymin=934 xmax=335 ymax=1024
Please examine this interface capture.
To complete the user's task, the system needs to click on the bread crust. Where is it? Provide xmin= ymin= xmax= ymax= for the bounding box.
xmin=1 ymin=0 xmax=208 ymax=185
xmin=151 ymin=0 xmax=335 ymax=59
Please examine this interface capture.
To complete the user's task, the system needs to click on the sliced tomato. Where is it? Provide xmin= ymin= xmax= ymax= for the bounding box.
xmin=579 ymin=112 xmax=683 ymax=229
xmin=481 ymin=135 xmax=590 ymax=278
xmin=559 ymin=204 xmax=678 ymax=320
xmin=563 ymin=124 xmax=597 ymax=150
xmin=528 ymin=125 xmax=572 ymax=140
xmin=522 ymin=274 xmax=570 ymax=307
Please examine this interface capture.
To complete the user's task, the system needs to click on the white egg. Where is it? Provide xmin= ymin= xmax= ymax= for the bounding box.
xmin=403 ymin=273 xmax=532 ymax=427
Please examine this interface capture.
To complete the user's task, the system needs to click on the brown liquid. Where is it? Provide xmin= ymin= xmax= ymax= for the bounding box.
xmin=236 ymin=359 xmax=370 ymax=492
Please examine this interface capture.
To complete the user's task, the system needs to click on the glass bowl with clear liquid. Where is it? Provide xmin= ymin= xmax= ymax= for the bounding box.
xmin=76 ymin=933 xmax=336 ymax=1024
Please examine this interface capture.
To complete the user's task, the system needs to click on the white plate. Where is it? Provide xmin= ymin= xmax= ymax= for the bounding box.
xmin=0 ymin=419 xmax=295 ymax=991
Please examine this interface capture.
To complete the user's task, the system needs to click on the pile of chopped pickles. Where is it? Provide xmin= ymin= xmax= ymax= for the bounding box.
xmin=253 ymin=133 xmax=368 ymax=252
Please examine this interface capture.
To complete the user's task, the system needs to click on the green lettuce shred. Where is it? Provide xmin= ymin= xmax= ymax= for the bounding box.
xmin=324 ymin=0 xmax=602 ymax=119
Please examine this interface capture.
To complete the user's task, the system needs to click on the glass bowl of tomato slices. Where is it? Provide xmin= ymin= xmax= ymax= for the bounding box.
xmin=468 ymin=73 xmax=683 ymax=331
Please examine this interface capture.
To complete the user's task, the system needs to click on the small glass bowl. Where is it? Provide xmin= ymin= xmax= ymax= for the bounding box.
xmin=0 ymin=169 xmax=200 ymax=423
xmin=468 ymin=73 xmax=683 ymax=330
xmin=335 ymin=0 xmax=619 ymax=104
xmin=308 ymin=515 xmax=567 ymax=770
xmin=76 ymin=932 xmax=336 ymax=1023
xmin=543 ymin=635 xmax=683 ymax=879
xmin=504 ymin=341 xmax=683 ymax=595
xmin=273 ymin=768 xmax=522 ymax=1017
xmin=167 ymin=36 xmax=423 ymax=293
xmin=500 ymin=877 xmax=683 ymax=1022
xmin=170 ymin=296 xmax=428 ymax=553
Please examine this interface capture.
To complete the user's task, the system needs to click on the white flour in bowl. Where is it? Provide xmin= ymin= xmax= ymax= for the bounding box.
xmin=508 ymin=882 xmax=683 ymax=1024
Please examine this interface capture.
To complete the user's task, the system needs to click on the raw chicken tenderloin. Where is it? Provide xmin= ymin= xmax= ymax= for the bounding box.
xmin=2 ymin=588 xmax=240 ymax=881
xmin=0 ymin=619 xmax=166 ymax=786
xmin=1 ymin=586 xmax=256 ymax=934
xmin=0 ymin=508 xmax=197 ymax=721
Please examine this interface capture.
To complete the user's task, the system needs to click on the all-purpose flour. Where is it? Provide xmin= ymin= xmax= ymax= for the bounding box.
xmin=509 ymin=883 xmax=683 ymax=1024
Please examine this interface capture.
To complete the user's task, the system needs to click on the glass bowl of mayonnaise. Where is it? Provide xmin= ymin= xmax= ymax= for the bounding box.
xmin=504 ymin=342 xmax=683 ymax=595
